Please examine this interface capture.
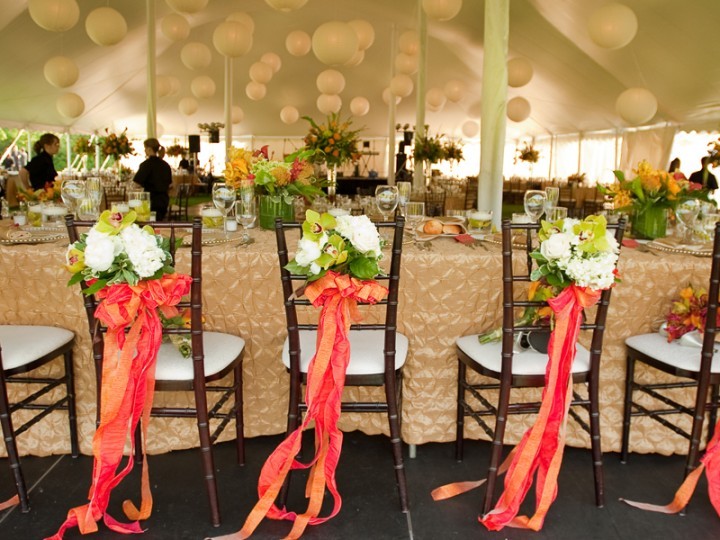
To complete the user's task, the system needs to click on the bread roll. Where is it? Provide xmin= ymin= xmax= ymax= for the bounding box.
xmin=442 ymin=224 xmax=463 ymax=235
xmin=423 ymin=219 xmax=443 ymax=235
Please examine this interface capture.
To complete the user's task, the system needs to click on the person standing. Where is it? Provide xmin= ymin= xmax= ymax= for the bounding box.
xmin=19 ymin=133 xmax=60 ymax=190
xmin=688 ymin=156 xmax=718 ymax=190
xmin=133 ymin=138 xmax=172 ymax=220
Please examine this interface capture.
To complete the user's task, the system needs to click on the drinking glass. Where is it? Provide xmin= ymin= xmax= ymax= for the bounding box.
xmin=235 ymin=195 xmax=257 ymax=242
xmin=60 ymin=178 xmax=85 ymax=217
xmin=547 ymin=206 xmax=568 ymax=221
xmin=374 ymin=185 xmax=399 ymax=222
xmin=85 ymin=177 xmax=103 ymax=206
xmin=544 ymin=186 xmax=559 ymax=215
xmin=212 ymin=183 xmax=237 ymax=238
xmin=467 ymin=210 xmax=493 ymax=234
xmin=396 ymin=181 xmax=412 ymax=216
xmin=524 ymin=190 xmax=546 ymax=223
xmin=404 ymin=201 xmax=425 ymax=233
xmin=675 ymin=199 xmax=700 ymax=244
xmin=127 ymin=190 xmax=151 ymax=221
xmin=201 ymin=203 xmax=224 ymax=229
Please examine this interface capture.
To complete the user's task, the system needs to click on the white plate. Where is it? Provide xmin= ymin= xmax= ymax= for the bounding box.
xmin=0 ymin=229 xmax=65 ymax=245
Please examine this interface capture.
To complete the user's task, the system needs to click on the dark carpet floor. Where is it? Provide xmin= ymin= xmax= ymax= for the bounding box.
xmin=2 ymin=432 xmax=719 ymax=539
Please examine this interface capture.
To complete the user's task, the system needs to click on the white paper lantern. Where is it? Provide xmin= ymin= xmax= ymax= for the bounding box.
xmin=29 ymin=0 xmax=79 ymax=32
xmin=461 ymin=120 xmax=479 ymax=138
xmin=390 ymin=74 xmax=414 ymax=98
xmin=317 ymin=94 xmax=342 ymax=115
xmin=44 ymin=56 xmax=78 ymax=88
xmin=213 ymin=21 xmax=252 ymax=58
xmin=178 ymin=97 xmax=198 ymax=115
xmin=181 ymin=42 xmax=212 ymax=70
xmin=382 ymin=87 xmax=401 ymax=106
xmin=422 ymin=0 xmax=463 ymax=21
xmin=316 ymin=69 xmax=345 ymax=95
xmin=506 ymin=96 xmax=531 ymax=122
xmin=280 ymin=105 xmax=300 ymax=124
xmin=85 ymin=7 xmax=127 ymax=46
xmin=264 ymin=0 xmax=308 ymax=11
xmin=167 ymin=76 xmax=181 ymax=96
xmin=191 ymin=75 xmax=216 ymax=98
xmin=232 ymin=105 xmax=244 ymax=124
xmin=226 ymin=12 xmax=254 ymax=34
xmin=56 ymin=92 xmax=84 ymax=118
xmin=286 ymin=30 xmax=312 ymax=56
xmin=588 ymin=3 xmax=638 ymax=49
xmin=426 ymin=87 xmax=447 ymax=110
xmin=615 ymin=87 xmax=657 ymax=125
xmin=507 ymin=57 xmax=533 ymax=88
xmin=156 ymin=76 xmax=172 ymax=98
xmin=350 ymin=96 xmax=370 ymax=117
xmin=467 ymin=100 xmax=482 ymax=118
xmin=444 ymin=79 xmax=466 ymax=103
xmin=166 ymin=0 xmax=208 ymax=14
xmin=249 ymin=62 xmax=273 ymax=84
xmin=161 ymin=13 xmax=190 ymax=42
xmin=348 ymin=19 xmax=375 ymax=50
xmin=246 ymin=81 xmax=267 ymax=101
xmin=398 ymin=31 xmax=419 ymax=56
xmin=261 ymin=52 xmax=282 ymax=73
xmin=312 ymin=21 xmax=359 ymax=66
xmin=395 ymin=53 xmax=418 ymax=75
xmin=345 ymin=49 xmax=365 ymax=67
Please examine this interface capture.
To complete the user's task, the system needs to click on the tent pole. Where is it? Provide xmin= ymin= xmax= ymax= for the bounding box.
xmin=479 ymin=0 xmax=509 ymax=229
xmin=386 ymin=24 xmax=397 ymax=185
xmin=413 ymin=1 xmax=427 ymax=190
xmin=66 ymin=132 xmax=71 ymax=171
xmin=146 ymin=0 xmax=157 ymax=139
xmin=224 ymin=56 xmax=232 ymax=161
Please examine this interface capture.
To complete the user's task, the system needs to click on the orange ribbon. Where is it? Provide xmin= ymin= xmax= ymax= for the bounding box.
xmin=46 ymin=273 xmax=192 ymax=540
xmin=212 ymin=271 xmax=387 ymax=540
xmin=432 ymin=284 xmax=600 ymax=532
xmin=0 ymin=494 xmax=19 ymax=511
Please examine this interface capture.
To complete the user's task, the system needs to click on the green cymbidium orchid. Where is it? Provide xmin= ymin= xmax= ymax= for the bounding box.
xmin=95 ymin=210 xmax=136 ymax=235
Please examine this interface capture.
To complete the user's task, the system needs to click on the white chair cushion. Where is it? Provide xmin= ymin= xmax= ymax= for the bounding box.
xmin=0 ymin=325 xmax=74 ymax=372
xmin=282 ymin=330 xmax=408 ymax=376
xmin=456 ymin=334 xmax=591 ymax=376
xmin=626 ymin=333 xmax=720 ymax=374
xmin=155 ymin=331 xmax=245 ymax=381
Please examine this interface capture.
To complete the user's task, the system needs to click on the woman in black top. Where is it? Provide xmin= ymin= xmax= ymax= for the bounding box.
xmin=133 ymin=138 xmax=172 ymax=220
xmin=20 ymin=133 xmax=60 ymax=190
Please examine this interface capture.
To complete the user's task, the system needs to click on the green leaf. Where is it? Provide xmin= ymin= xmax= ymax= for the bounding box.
xmin=83 ymin=279 xmax=108 ymax=296
xmin=284 ymin=260 xmax=309 ymax=275
xmin=349 ymin=257 xmax=380 ymax=279
xmin=67 ymin=272 xmax=84 ymax=287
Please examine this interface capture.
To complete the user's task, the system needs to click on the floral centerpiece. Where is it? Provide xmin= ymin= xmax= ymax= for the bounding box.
xmin=165 ymin=144 xmax=187 ymax=157
xmin=17 ymin=179 xmax=62 ymax=203
xmin=600 ymin=160 xmax=713 ymax=240
xmin=198 ymin=122 xmax=224 ymax=143
xmin=54 ymin=210 xmax=191 ymax=538
xmin=567 ymin=172 xmax=586 ymax=184
xmin=223 ymin=145 xmax=325 ymax=229
xmin=443 ymin=140 xmax=464 ymax=163
xmin=231 ymin=210 xmax=387 ymax=539
xmin=662 ymin=284 xmax=719 ymax=343
xmin=413 ymin=131 xmax=446 ymax=165
xmin=72 ymin=135 xmax=93 ymax=155
xmin=516 ymin=142 xmax=539 ymax=164
xmin=709 ymin=136 xmax=720 ymax=167
xmin=100 ymin=128 xmax=134 ymax=161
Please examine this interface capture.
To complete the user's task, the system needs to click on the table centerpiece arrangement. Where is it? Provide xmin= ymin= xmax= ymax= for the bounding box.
xmin=223 ymin=145 xmax=325 ymax=229
xmin=100 ymin=128 xmax=134 ymax=168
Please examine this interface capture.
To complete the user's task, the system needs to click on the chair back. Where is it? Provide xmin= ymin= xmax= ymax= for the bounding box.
xmin=697 ymin=222 xmax=720 ymax=393
xmin=274 ymin=216 xmax=405 ymax=381
xmin=499 ymin=218 xmax=626 ymax=381
xmin=464 ymin=176 xmax=478 ymax=210
xmin=170 ymin=183 xmax=192 ymax=221
xmin=425 ymin=189 xmax=446 ymax=217
xmin=64 ymin=216 xmax=204 ymax=396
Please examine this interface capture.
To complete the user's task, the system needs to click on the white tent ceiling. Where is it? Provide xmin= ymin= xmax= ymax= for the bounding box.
xmin=0 ymin=0 xmax=718 ymax=141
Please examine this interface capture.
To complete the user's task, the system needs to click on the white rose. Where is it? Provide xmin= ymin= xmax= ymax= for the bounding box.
xmin=120 ymin=225 xmax=166 ymax=278
xmin=540 ymin=232 xmax=572 ymax=261
xmin=295 ymin=235 xmax=325 ymax=267
xmin=84 ymin=228 xmax=121 ymax=272
xmin=336 ymin=215 xmax=382 ymax=256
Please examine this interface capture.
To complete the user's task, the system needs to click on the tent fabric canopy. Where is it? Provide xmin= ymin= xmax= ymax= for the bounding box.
xmin=0 ymin=0 xmax=718 ymax=140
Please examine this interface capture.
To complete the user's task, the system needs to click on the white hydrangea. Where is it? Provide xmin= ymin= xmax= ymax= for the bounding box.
xmin=83 ymin=228 xmax=122 ymax=273
xmin=295 ymin=234 xmax=326 ymax=267
xmin=120 ymin=224 xmax=166 ymax=278
xmin=565 ymin=251 xmax=619 ymax=290
xmin=335 ymin=215 xmax=382 ymax=257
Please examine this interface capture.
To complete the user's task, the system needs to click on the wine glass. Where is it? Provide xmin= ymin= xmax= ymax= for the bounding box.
xmin=60 ymin=178 xmax=85 ymax=217
xmin=675 ymin=199 xmax=700 ymax=244
xmin=405 ymin=201 xmax=425 ymax=234
xmin=235 ymin=195 xmax=257 ymax=243
xmin=544 ymin=186 xmax=559 ymax=215
xmin=396 ymin=181 xmax=412 ymax=216
xmin=374 ymin=185 xmax=399 ymax=222
xmin=524 ymin=190 xmax=547 ymax=223
xmin=212 ymin=183 xmax=237 ymax=238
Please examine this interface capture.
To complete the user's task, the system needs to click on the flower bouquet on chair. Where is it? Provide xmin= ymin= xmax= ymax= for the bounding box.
xmin=51 ymin=210 xmax=192 ymax=539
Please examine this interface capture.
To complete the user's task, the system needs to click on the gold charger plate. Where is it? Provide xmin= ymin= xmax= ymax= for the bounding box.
xmin=482 ymin=233 xmax=529 ymax=250
xmin=0 ymin=228 xmax=65 ymax=245
xmin=181 ymin=230 xmax=247 ymax=246
xmin=646 ymin=239 xmax=712 ymax=257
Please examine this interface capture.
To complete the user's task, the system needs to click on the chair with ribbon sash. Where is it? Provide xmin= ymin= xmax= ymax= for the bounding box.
xmin=274 ymin=216 xmax=410 ymax=513
xmin=66 ymin=216 xmax=245 ymax=527
xmin=620 ymin=222 xmax=720 ymax=512
xmin=454 ymin=218 xmax=625 ymax=518
xmin=0 ymin=325 xmax=77 ymax=512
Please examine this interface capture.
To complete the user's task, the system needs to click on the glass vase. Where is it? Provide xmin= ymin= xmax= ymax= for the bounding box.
xmin=326 ymin=164 xmax=337 ymax=206
xmin=258 ymin=195 xmax=294 ymax=230
xmin=632 ymin=206 xmax=667 ymax=240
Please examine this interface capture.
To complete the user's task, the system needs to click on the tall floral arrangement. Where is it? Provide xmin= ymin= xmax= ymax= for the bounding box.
xmin=73 ymin=135 xmax=93 ymax=155
xmin=413 ymin=132 xmax=446 ymax=164
xmin=709 ymin=136 xmax=720 ymax=167
xmin=223 ymin=145 xmax=325 ymax=204
xmin=165 ymin=144 xmax=187 ymax=157
xmin=443 ymin=140 xmax=464 ymax=163
xmin=100 ymin=128 xmax=134 ymax=160
xmin=302 ymin=113 xmax=362 ymax=167
xmin=516 ymin=143 xmax=539 ymax=164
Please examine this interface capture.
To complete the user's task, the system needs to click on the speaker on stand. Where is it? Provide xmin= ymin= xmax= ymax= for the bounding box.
xmin=188 ymin=134 xmax=201 ymax=177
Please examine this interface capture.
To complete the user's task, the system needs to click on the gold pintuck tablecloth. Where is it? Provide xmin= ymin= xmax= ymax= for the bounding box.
xmin=0 ymin=223 xmax=711 ymax=458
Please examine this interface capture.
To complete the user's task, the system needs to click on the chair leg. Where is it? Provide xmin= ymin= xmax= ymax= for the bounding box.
xmin=384 ymin=371 xmax=409 ymax=513
xmin=0 ymin=371 xmax=29 ymax=512
xmin=620 ymin=354 xmax=636 ymax=464
xmin=64 ymin=350 xmax=79 ymax=458
xmin=278 ymin=370 xmax=302 ymax=509
xmin=588 ymin=377 xmax=605 ymax=507
xmin=133 ymin=422 xmax=143 ymax=465
xmin=455 ymin=361 xmax=466 ymax=462
xmin=233 ymin=362 xmax=245 ymax=466
xmin=686 ymin=374 xmax=713 ymax=481
xmin=194 ymin=384 xmax=221 ymax=527
xmin=709 ymin=383 xmax=719 ymax=442
xmin=482 ymin=375 xmax=511 ymax=516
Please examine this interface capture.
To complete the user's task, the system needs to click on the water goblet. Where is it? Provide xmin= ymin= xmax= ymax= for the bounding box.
xmin=404 ymin=201 xmax=425 ymax=234
xmin=375 ymin=185 xmax=399 ymax=222
xmin=235 ymin=195 xmax=257 ymax=243
xmin=212 ymin=183 xmax=237 ymax=238
xmin=675 ymin=199 xmax=700 ymax=244
xmin=544 ymin=186 xmax=559 ymax=215
xmin=524 ymin=190 xmax=547 ymax=223
xmin=60 ymin=178 xmax=85 ymax=217
xmin=396 ymin=181 xmax=412 ymax=216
